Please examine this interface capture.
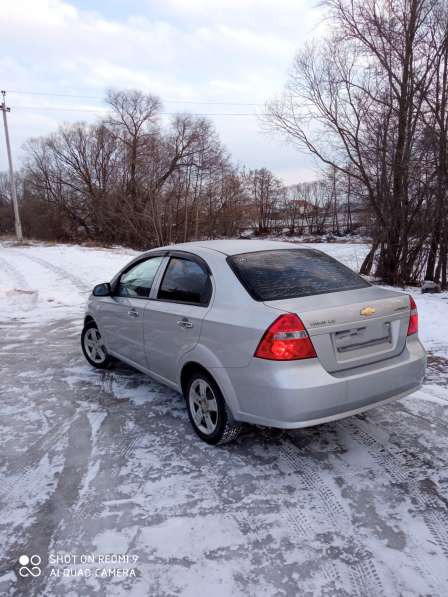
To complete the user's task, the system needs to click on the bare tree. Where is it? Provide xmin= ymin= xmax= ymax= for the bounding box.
xmin=421 ymin=3 xmax=448 ymax=287
xmin=21 ymin=91 xmax=242 ymax=248
xmin=267 ymin=0 xmax=441 ymax=285
xmin=243 ymin=168 xmax=283 ymax=233
xmin=106 ymin=89 xmax=161 ymax=201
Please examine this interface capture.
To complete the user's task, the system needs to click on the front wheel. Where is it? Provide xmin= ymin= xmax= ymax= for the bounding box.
xmin=81 ymin=321 xmax=113 ymax=369
xmin=185 ymin=372 xmax=242 ymax=445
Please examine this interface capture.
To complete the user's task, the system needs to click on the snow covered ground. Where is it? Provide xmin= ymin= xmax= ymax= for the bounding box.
xmin=0 ymin=240 xmax=447 ymax=596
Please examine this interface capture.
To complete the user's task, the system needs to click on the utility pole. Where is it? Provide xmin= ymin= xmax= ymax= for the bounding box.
xmin=1 ymin=90 xmax=23 ymax=242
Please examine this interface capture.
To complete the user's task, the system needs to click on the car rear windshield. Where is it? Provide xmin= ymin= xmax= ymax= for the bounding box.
xmin=227 ymin=249 xmax=370 ymax=301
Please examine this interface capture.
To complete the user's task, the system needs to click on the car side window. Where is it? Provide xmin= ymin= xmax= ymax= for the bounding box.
xmin=157 ymin=257 xmax=211 ymax=305
xmin=117 ymin=256 xmax=163 ymax=298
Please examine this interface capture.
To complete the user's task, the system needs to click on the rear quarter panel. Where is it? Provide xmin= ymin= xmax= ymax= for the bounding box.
xmin=192 ymin=249 xmax=281 ymax=368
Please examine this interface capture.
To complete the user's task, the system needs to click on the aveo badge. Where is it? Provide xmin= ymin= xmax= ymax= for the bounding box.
xmin=360 ymin=306 xmax=376 ymax=317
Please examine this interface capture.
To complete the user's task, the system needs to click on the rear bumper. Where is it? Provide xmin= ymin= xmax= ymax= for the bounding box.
xmin=212 ymin=335 xmax=426 ymax=429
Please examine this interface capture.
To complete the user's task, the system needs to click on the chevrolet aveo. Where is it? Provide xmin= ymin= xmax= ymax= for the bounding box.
xmin=81 ymin=240 xmax=426 ymax=445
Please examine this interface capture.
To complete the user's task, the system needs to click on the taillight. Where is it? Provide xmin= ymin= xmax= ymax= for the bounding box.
xmin=255 ymin=313 xmax=317 ymax=360
xmin=407 ymin=295 xmax=418 ymax=336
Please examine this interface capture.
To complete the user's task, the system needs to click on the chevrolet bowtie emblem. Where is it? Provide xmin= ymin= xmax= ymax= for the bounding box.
xmin=360 ymin=306 xmax=376 ymax=317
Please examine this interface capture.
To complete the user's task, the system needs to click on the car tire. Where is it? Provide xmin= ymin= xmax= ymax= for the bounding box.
xmin=185 ymin=371 xmax=242 ymax=445
xmin=81 ymin=321 xmax=113 ymax=369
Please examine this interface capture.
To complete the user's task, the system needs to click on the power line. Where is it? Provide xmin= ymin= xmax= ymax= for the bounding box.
xmin=12 ymin=105 xmax=263 ymax=117
xmin=8 ymin=90 xmax=264 ymax=106
xmin=15 ymin=105 xmax=106 ymax=114
xmin=9 ymin=91 xmax=102 ymax=100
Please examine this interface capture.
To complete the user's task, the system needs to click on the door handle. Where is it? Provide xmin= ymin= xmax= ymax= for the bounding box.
xmin=128 ymin=308 xmax=139 ymax=318
xmin=177 ymin=318 xmax=193 ymax=329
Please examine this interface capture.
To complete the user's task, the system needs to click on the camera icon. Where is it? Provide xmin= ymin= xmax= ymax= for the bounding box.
xmin=18 ymin=554 xmax=42 ymax=578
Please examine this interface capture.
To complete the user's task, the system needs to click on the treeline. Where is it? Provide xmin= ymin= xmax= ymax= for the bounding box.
xmin=268 ymin=0 xmax=448 ymax=287
xmin=0 ymin=91 xmax=361 ymax=247
xmin=18 ymin=91 xmax=242 ymax=247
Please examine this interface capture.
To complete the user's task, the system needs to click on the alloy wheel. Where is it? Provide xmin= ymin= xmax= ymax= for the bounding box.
xmin=83 ymin=327 xmax=106 ymax=364
xmin=188 ymin=378 xmax=219 ymax=435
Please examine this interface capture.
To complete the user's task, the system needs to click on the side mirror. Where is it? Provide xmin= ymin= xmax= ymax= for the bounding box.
xmin=93 ymin=282 xmax=111 ymax=297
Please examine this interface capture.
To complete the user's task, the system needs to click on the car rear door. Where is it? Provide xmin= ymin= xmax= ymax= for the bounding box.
xmin=144 ymin=253 xmax=213 ymax=383
xmin=100 ymin=255 xmax=164 ymax=367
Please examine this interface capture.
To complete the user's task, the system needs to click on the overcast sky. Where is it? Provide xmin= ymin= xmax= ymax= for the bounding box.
xmin=1 ymin=0 xmax=324 ymax=184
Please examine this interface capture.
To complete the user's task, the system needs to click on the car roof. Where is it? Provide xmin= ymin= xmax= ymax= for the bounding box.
xmin=156 ymin=239 xmax=303 ymax=256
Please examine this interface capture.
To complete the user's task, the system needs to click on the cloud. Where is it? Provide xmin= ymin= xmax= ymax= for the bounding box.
xmin=0 ymin=0 xmax=323 ymax=182
xmin=149 ymin=0 xmax=321 ymax=34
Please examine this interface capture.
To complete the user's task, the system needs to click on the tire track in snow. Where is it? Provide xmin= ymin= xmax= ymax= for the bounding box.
xmin=340 ymin=417 xmax=448 ymax=586
xmin=101 ymin=418 xmax=342 ymax=595
xmin=15 ymin=251 xmax=91 ymax=293
xmin=0 ymin=419 xmax=74 ymax=503
xmin=214 ymin=432 xmax=360 ymax=595
xmin=97 ymin=369 xmax=148 ymax=460
xmin=277 ymin=436 xmax=386 ymax=597
xmin=3 ymin=413 xmax=93 ymax=595
xmin=0 ymin=254 xmax=30 ymax=290
xmin=182 ymin=438 xmax=347 ymax=596
xmin=254 ymin=471 xmax=346 ymax=594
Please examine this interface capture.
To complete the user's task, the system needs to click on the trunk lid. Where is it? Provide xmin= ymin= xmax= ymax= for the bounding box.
xmin=264 ymin=287 xmax=410 ymax=373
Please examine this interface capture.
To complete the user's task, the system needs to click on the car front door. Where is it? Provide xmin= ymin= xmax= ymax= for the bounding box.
xmin=144 ymin=254 xmax=213 ymax=383
xmin=100 ymin=255 xmax=164 ymax=368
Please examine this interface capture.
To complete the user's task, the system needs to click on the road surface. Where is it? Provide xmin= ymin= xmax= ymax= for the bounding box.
xmin=1 ymin=243 xmax=447 ymax=596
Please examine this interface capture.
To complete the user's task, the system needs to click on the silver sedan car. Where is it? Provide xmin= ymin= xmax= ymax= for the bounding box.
xmin=81 ymin=240 xmax=426 ymax=445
